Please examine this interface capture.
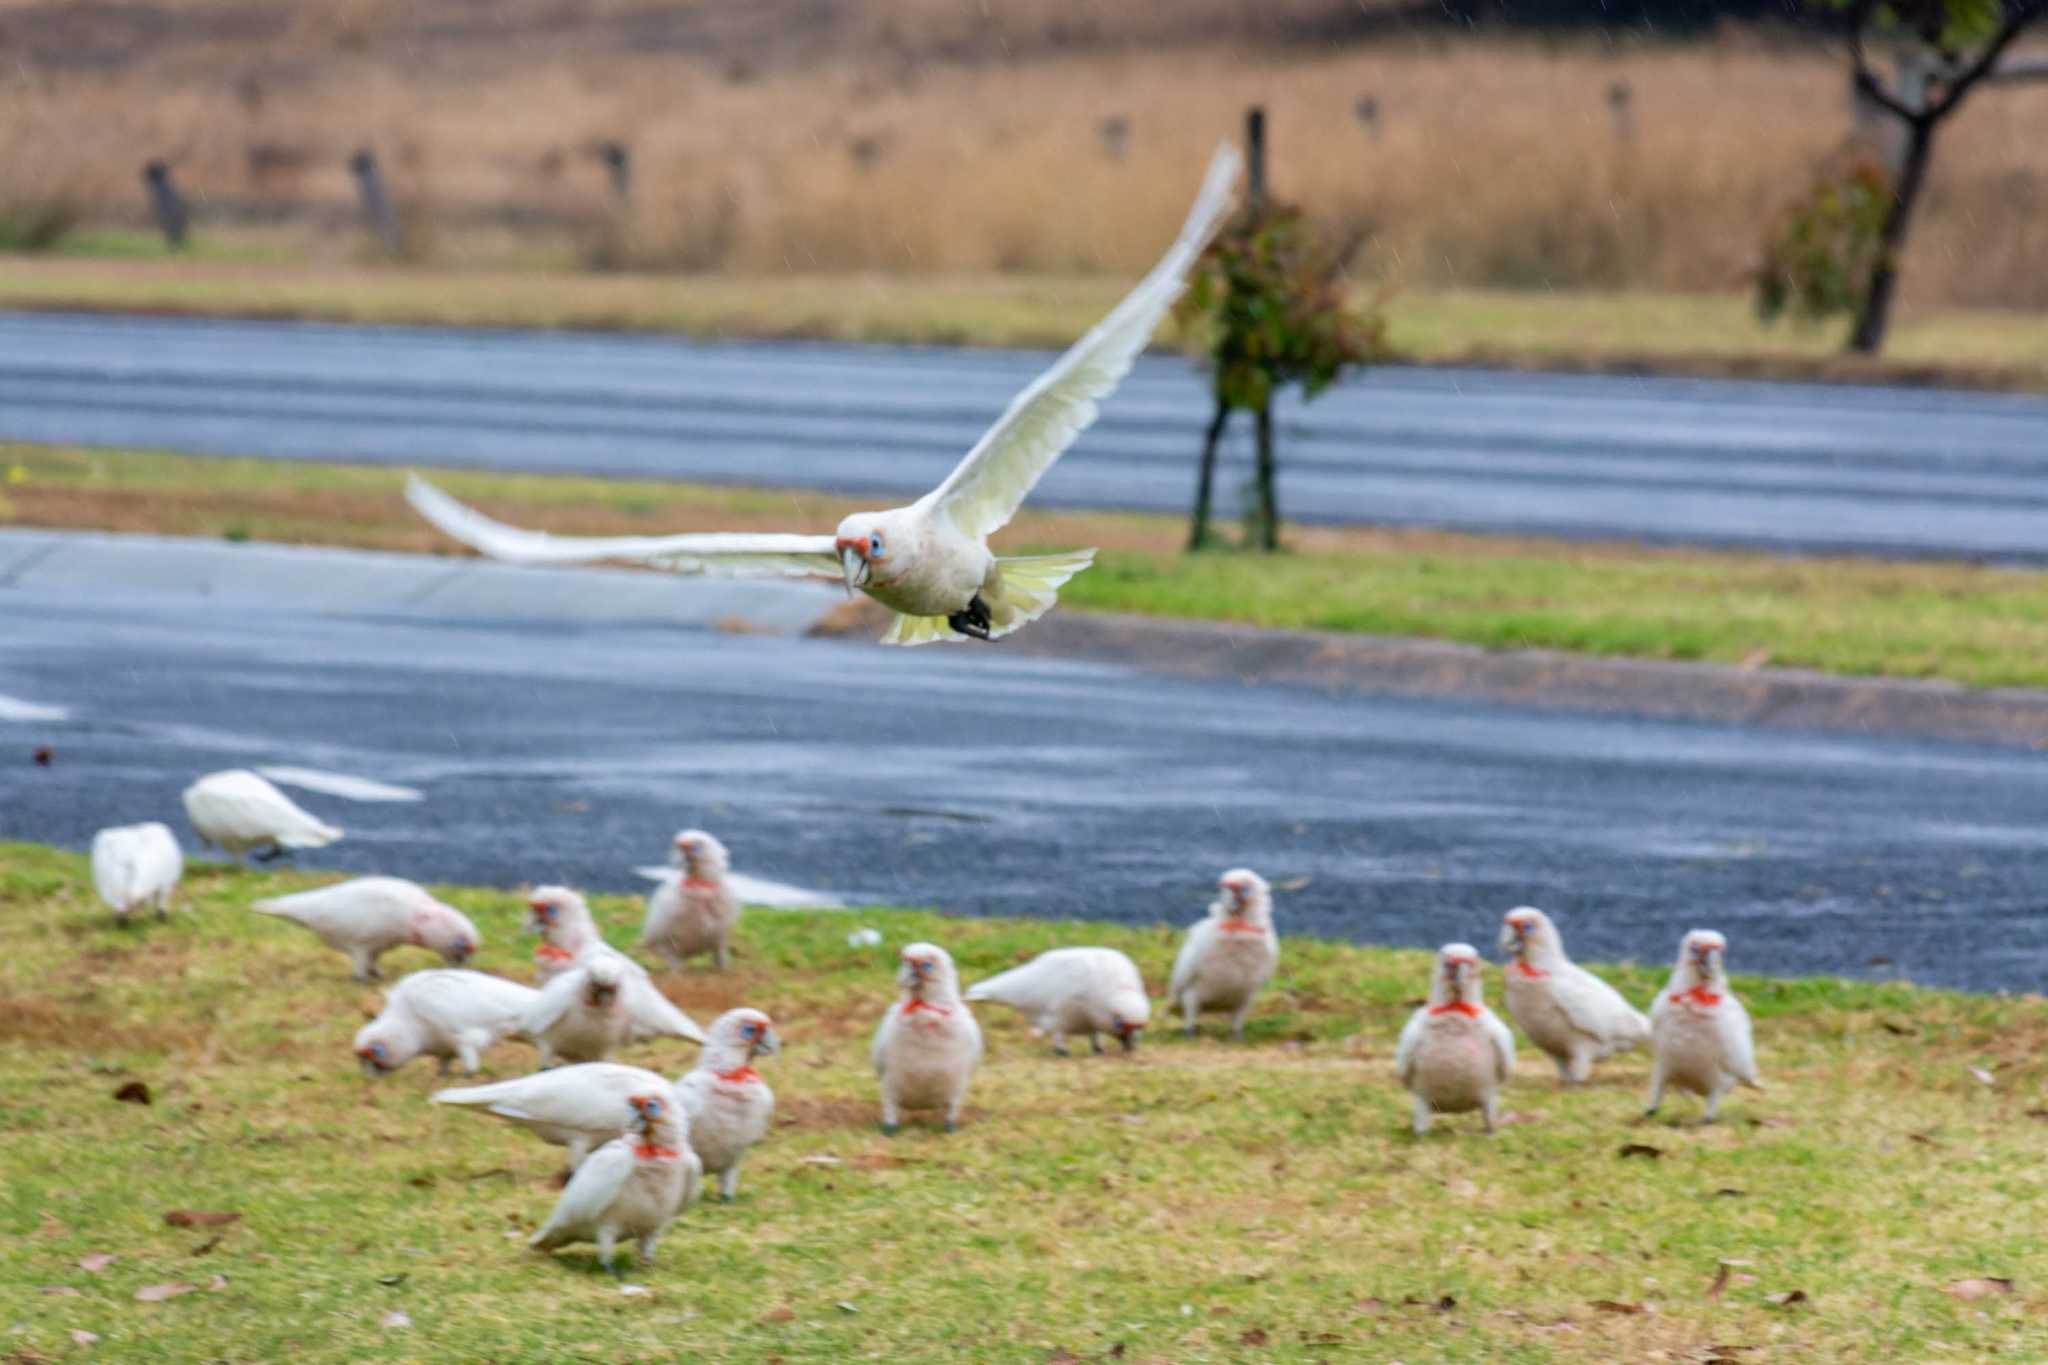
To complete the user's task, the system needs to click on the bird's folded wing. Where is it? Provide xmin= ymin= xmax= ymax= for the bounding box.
xmin=1717 ymin=1001 xmax=1760 ymax=1082
xmin=549 ymin=1141 xmax=635 ymax=1227
xmin=1393 ymin=1011 xmax=1424 ymax=1084
xmin=1551 ymin=966 xmax=1638 ymax=1044
xmin=917 ymin=142 xmax=1240 ymax=542
xmin=1484 ymin=1010 xmax=1517 ymax=1079
xmin=409 ymin=972 xmax=536 ymax=1033
xmin=624 ymin=977 xmax=708 ymax=1045
xmin=962 ymin=958 xmax=1060 ymax=1011
xmin=407 ymin=476 xmax=839 ymax=577
xmin=522 ymin=974 xmax=581 ymax=1037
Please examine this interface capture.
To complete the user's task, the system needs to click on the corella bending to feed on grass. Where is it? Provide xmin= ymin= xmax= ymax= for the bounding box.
xmin=639 ymin=830 xmax=740 ymax=971
xmin=355 ymin=969 xmax=538 ymax=1077
xmin=874 ymin=942 xmax=981 ymax=1134
xmin=1646 ymin=929 xmax=1762 ymax=1122
xmin=525 ymin=886 xmax=708 ymax=1044
xmin=966 ymin=945 xmax=1150 ymax=1055
xmin=676 ymin=1008 xmax=779 ymax=1200
xmin=405 ymin=145 xmax=1240 ymax=645
xmin=435 ymin=1063 xmax=680 ymax=1170
xmin=1497 ymin=906 xmax=1650 ymax=1084
xmin=90 ymin=822 xmax=183 ymax=922
xmin=1168 ymin=868 xmax=1278 ymax=1040
xmin=529 ymin=1092 xmax=701 ymax=1274
xmin=182 ymin=769 xmax=341 ymax=860
xmin=1395 ymin=943 xmax=1516 ymax=1136
xmin=253 ymin=876 xmax=479 ymax=981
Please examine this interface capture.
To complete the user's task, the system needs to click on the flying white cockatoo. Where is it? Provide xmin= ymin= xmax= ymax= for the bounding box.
xmin=1645 ymin=929 xmax=1762 ymax=1122
xmin=1167 ymin=867 xmax=1279 ymax=1040
xmin=182 ymin=769 xmax=342 ymax=860
xmin=674 ymin=1008 xmax=780 ymax=1201
xmin=404 ymin=145 xmax=1242 ymax=646
xmin=252 ymin=875 xmax=480 ymax=981
xmin=523 ymin=885 xmax=709 ymax=1044
xmin=638 ymin=830 xmax=740 ymax=971
xmin=964 ymin=945 xmax=1151 ymax=1056
xmin=528 ymin=1092 xmax=702 ymax=1274
xmin=524 ymin=956 xmax=635 ymax=1067
xmin=90 ymin=822 xmax=184 ymax=922
xmin=1497 ymin=906 xmax=1650 ymax=1084
xmin=354 ymin=968 xmax=539 ymax=1077
xmin=1394 ymin=943 xmax=1516 ymax=1136
xmin=873 ymin=942 xmax=982 ymax=1135
xmin=434 ymin=1062 xmax=681 ymax=1170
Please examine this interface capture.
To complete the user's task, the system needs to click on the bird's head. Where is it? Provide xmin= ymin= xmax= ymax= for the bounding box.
xmin=1217 ymin=867 xmax=1269 ymax=919
xmin=1498 ymin=906 xmax=1552 ymax=960
xmin=1435 ymin=943 xmax=1483 ymax=1005
xmin=583 ymin=957 xmax=624 ymax=1008
xmin=898 ymin=941 xmax=953 ymax=997
xmin=1109 ymin=987 xmax=1151 ymax=1053
xmin=525 ymin=885 xmax=587 ymax=939
xmin=1680 ymin=929 xmax=1727 ymax=986
xmin=670 ymin=829 xmax=728 ymax=879
xmin=352 ymin=1023 xmax=404 ymax=1078
xmin=721 ymin=1007 xmax=780 ymax=1059
xmin=832 ymin=512 xmax=905 ymax=595
xmin=421 ymin=903 xmax=480 ymax=966
xmin=627 ymin=1092 xmax=669 ymax=1136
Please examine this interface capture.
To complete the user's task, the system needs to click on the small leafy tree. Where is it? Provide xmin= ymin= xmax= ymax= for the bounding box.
xmin=1755 ymin=156 xmax=1893 ymax=325
xmin=1788 ymin=0 xmax=2048 ymax=354
xmin=1175 ymin=200 xmax=1382 ymax=552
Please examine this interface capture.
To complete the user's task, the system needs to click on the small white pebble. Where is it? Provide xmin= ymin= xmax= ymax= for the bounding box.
xmin=847 ymin=928 xmax=883 ymax=948
xmin=380 ymin=1311 xmax=411 ymax=1329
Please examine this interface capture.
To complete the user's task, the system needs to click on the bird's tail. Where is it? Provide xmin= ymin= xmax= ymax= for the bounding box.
xmin=879 ymin=548 xmax=1098 ymax=647
xmin=276 ymin=820 xmax=344 ymax=850
xmin=431 ymin=1080 xmax=516 ymax=1108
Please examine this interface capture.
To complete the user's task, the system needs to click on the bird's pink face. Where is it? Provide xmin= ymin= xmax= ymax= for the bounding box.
xmin=832 ymin=521 xmax=888 ymax=593
xmin=1442 ymin=951 xmax=1479 ymax=989
xmin=1221 ymin=875 xmax=1249 ymax=914
xmin=628 ymin=1093 xmax=666 ymax=1132
xmin=736 ymin=1012 xmax=779 ymax=1056
xmin=1502 ymin=911 xmax=1536 ymax=955
xmin=899 ymin=949 xmax=939 ymax=992
xmin=1688 ymin=935 xmax=1724 ymax=979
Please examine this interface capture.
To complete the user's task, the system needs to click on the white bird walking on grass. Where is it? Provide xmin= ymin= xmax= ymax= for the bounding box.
xmin=873 ymin=942 xmax=981 ymax=1135
xmin=964 ymin=945 xmax=1150 ymax=1056
xmin=638 ymin=830 xmax=740 ymax=971
xmin=528 ymin=1092 xmax=701 ymax=1275
xmin=1168 ymin=868 xmax=1279 ymax=1040
xmin=524 ymin=956 xmax=635 ymax=1067
xmin=404 ymin=144 xmax=1240 ymax=646
xmin=434 ymin=1063 xmax=680 ymax=1170
xmin=90 ymin=822 xmax=183 ymax=923
xmin=182 ymin=769 xmax=341 ymax=861
xmin=524 ymin=885 xmax=708 ymax=1044
xmin=355 ymin=969 xmax=538 ymax=1077
xmin=1395 ymin=943 xmax=1516 ymax=1136
xmin=675 ymin=1008 xmax=780 ymax=1200
xmin=253 ymin=875 xmax=479 ymax=981
xmin=1497 ymin=906 xmax=1650 ymax=1084
xmin=1645 ymin=929 xmax=1762 ymax=1122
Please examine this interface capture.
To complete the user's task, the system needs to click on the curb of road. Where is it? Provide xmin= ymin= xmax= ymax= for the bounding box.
xmin=983 ymin=610 xmax=2048 ymax=751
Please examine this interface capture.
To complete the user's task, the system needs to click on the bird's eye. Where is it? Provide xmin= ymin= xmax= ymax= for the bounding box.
xmin=869 ymin=531 xmax=885 ymax=556
xmin=372 ymin=1044 xmax=387 ymax=1060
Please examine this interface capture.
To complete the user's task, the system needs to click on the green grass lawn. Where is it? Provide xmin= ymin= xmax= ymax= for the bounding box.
xmin=11 ymin=441 xmax=2048 ymax=690
xmin=2 ymin=842 xmax=2044 ymax=1362
xmin=2 ymin=255 xmax=2045 ymax=388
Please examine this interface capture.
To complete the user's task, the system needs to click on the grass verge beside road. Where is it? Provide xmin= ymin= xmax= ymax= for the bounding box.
xmin=2 ymin=842 xmax=2044 ymax=1362
xmin=9 ymin=442 xmax=2048 ymax=690
xmin=2 ymin=257 xmax=2046 ymax=388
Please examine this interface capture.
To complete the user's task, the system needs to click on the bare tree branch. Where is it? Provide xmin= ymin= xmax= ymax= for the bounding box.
xmin=1846 ymin=0 xmax=1928 ymax=124
xmin=1928 ymin=1 xmax=2048 ymax=119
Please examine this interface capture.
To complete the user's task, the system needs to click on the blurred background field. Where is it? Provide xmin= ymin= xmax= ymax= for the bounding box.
xmin=2 ymin=0 xmax=2045 ymax=364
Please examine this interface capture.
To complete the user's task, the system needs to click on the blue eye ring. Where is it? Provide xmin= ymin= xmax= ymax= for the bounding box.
xmin=869 ymin=531 xmax=885 ymax=555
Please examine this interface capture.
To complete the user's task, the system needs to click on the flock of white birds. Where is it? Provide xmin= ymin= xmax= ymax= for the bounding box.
xmin=74 ymin=145 xmax=1757 ymax=1279
xmin=89 ymin=770 xmax=1763 ymax=1275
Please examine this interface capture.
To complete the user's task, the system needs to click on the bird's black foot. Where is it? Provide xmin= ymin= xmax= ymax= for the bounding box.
xmin=947 ymin=594 xmax=993 ymax=642
xmin=252 ymin=846 xmax=287 ymax=864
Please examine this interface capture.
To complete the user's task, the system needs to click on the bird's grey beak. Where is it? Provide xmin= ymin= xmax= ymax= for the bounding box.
xmin=758 ymin=1028 xmax=781 ymax=1056
xmin=839 ymin=545 xmax=866 ymax=596
xmin=358 ymin=1055 xmax=384 ymax=1079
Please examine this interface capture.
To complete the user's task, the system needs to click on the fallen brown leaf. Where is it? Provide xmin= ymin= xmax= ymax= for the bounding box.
xmin=112 ymin=1081 xmax=150 ymax=1105
xmin=135 ymin=1282 xmax=198 ymax=1302
xmin=2026 ymin=1109 xmax=2048 ymax=1120
xmin=1714 ymin=1187 xmax=1745 ymax=1198
xmin=1878 ymin=1019 xmax=1915 ymax=1036
xmin=1767 ymin=1289 xmax=1809 ymax=1307
xmin=1617 ymin=1143 xmax=1663 ymax=1159
xmin=1909 ymin=1132 xmax=1941 ymax=1148
xmin=1238 ymin=1328 xmax=1270 ymax=1346
xmin=76 ymin=1253 xmax=115 ymax=1273
xmin=163 ymin=1211 xmax=239 ymax=1228
xmin=1706 ymin=1265 xmax=1730 ymax=1299
xmin=35 ymin=1213 xmax=64 ymax=1238
xmin=1044 ymin=1352 xmax=1083 ymax=1365
xmin=1947 ymin=1277 xmax=2015 ymax=1300
xmin=191 ymin=1235 xmax=223 ymax=1257
xmin=1589 ymin=1299 xmax=1644 ymax=1315
xmin=757 ymin=1306 xmax=795 ymax=1324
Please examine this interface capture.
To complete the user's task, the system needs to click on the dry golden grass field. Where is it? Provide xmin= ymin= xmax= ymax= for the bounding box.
xmin=3 ymin=0 xmax=2046 ymax=312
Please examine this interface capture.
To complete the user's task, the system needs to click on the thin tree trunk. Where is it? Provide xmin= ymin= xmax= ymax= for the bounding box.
xmin=1187 ymin=400 xmax=1231 ymax=551
xmin=1253 ymin=403 xmax=1278 ymax=551
xmin=1848 ymin=117 xmax=1936 ymax=356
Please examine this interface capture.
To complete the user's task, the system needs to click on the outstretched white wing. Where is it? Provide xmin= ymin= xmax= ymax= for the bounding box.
xmin=917 ymin=143 xmax=1241 ymax=542
xmin=406 ymin=476 xmax=839 ymax=578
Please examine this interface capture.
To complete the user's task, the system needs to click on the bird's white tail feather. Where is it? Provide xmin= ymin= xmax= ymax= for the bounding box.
xmin=880 ymin=548 xmax=1097 ymax=647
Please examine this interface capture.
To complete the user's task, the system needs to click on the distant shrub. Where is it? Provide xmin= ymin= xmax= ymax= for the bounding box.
xmin=0 ymin=195 xmax=82 ymax=252
xmin=1755 ymin=158 xmax=1891 ymax=325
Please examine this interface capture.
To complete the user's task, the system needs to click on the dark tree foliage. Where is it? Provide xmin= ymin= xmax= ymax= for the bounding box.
xmin=1176 ymin=202 xmax=1383 ymax=552
xmin=1755 ymin=157 xmax=1892 ymax=324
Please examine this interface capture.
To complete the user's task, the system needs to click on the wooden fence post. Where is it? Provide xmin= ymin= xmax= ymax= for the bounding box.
xmin=348 ymin=148 xmax=403 ymax=256
xmin=141 ymin=161 xmax=189 ymax=248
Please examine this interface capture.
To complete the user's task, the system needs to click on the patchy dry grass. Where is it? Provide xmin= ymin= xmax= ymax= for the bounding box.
xmin=11 ymin=441 xmax=2048 ymax=691
xmin=2 ymin=841 xmax=2046 ymax=1361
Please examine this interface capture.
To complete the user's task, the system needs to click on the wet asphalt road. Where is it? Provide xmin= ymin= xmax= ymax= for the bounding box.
xmin=6 ymin=535 xmax=2047 ymax=992
xmin=8 ymin=310 xmax=2048 ymax=560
